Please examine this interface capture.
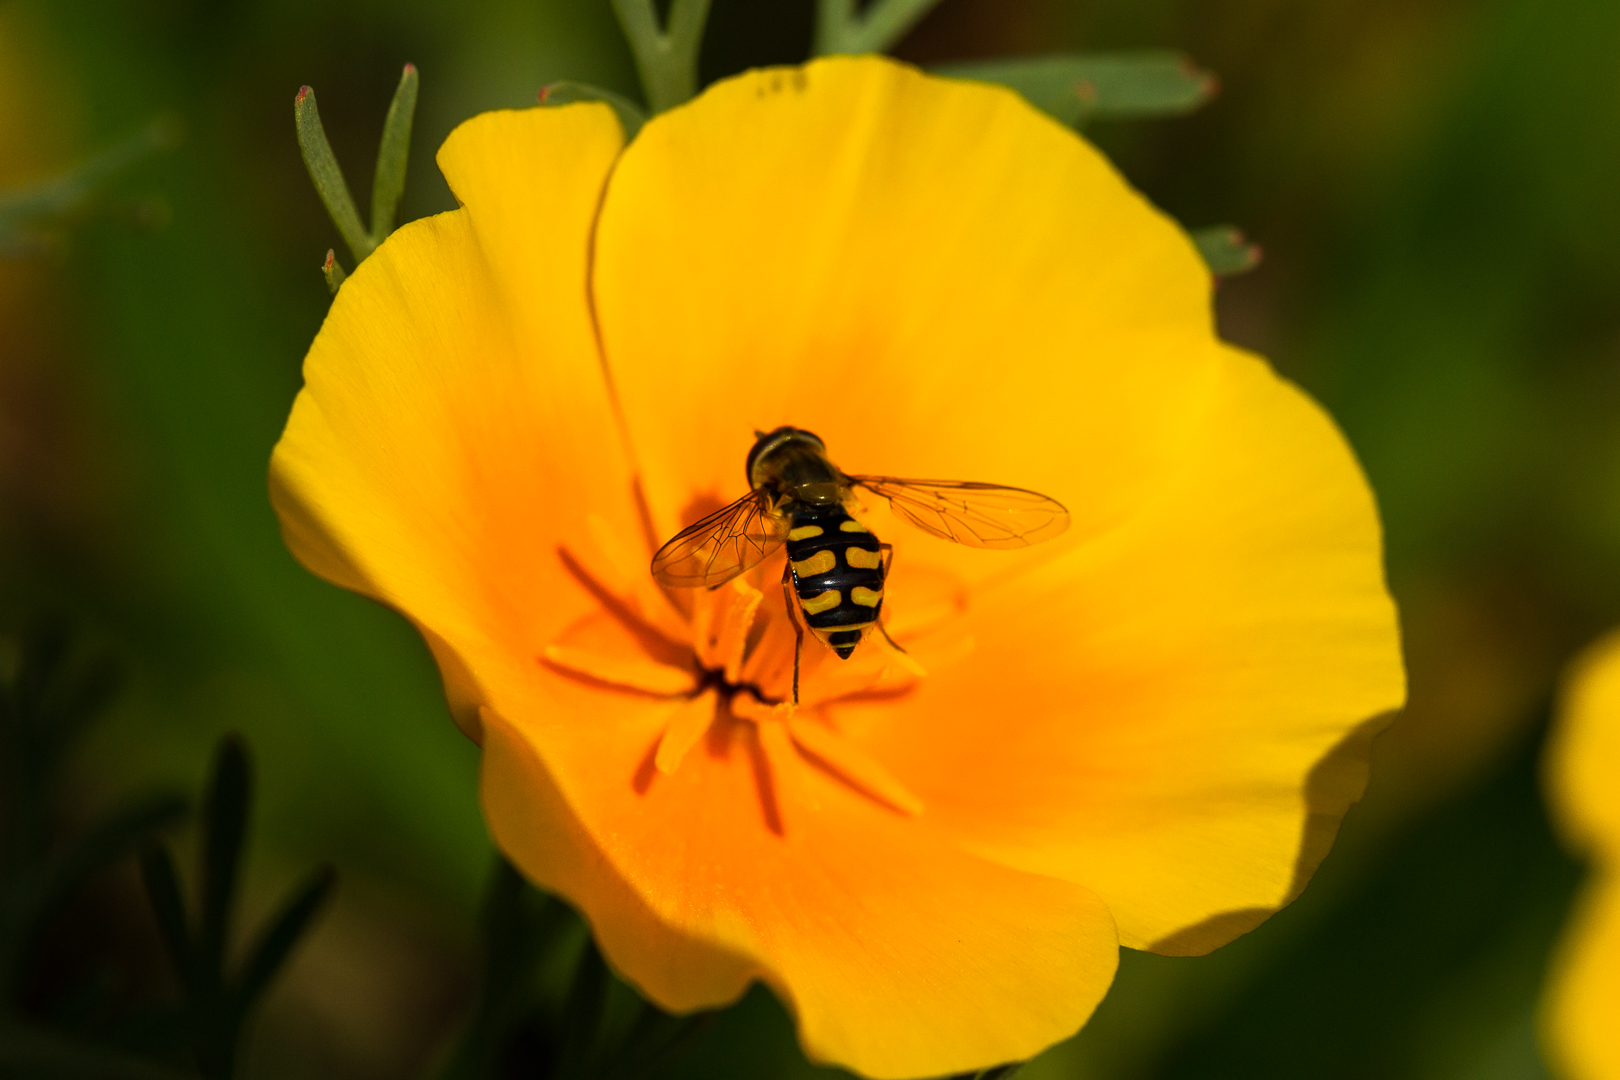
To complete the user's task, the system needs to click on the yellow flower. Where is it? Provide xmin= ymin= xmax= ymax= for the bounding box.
xmin=270 ymin=55 xmax=1405 ymax=1078
xmin=1544 ymin=631 xmax=1620 ymax=1080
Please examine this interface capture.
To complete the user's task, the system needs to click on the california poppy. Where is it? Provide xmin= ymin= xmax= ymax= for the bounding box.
xmin=271 ymin=55 xmax=1405 ymax=1078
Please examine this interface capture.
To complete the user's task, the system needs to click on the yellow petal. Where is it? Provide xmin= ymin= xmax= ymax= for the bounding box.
xmin=270 ymin=104 xmax=633 ymax=736
xmin=480 ymin=700 xmax=1119 ymax=1078
xmin=840 ymin=348 xmax=1405 ymax=952
xmin=593 ymin=56 xmax=1221 ymax=582
xmin=1542 ymin=632 xmax=1620 ymax=1080
xmin=1544 ymin=869 xmax=1620 ymax=1080
xmin=1548 ymin=630 xmax=1620 ymax=851
xmin=480 ymin=705 xmax=760 ymax=1010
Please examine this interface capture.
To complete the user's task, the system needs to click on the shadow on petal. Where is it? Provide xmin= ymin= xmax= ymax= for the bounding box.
xmin=1148 ymin=708 xmax=1399 ymax=956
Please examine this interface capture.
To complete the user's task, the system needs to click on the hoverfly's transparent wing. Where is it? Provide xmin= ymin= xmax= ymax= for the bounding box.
xmin=846 ymin=476 xmax=1071 ymax=549
xmin=650 ymin=492 xmax=788 ymax=588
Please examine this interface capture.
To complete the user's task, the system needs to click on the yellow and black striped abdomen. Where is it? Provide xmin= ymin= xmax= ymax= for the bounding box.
xmin=785 ymin=504 xmax=884 ymax=659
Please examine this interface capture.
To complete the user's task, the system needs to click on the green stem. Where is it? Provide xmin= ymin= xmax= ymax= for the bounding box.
xmin=610 ymin=0 xmax=714 ymax=114
xmin=814 ymin=0 xmax=943 ymax=55
xmin=554 ymin=937 xmax=611 ymax=1079
xmin=813 ymin=0 xmax=855 ymax=55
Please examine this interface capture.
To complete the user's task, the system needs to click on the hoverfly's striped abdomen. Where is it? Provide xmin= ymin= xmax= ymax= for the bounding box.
xmin=785 ymin=503 xmax=883 ymax=659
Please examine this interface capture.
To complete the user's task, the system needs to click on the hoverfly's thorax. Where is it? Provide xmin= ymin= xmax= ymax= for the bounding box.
xmin=747 ymin=426 xmax=838 ymax=498
xmin=789 ymin=479 xmax=841 ymax=505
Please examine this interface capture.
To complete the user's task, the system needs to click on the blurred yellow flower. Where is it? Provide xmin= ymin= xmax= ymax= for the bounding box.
xmin=270 ymin=55 xmax=1405 ymax=1078
xmin=1544 ymin=631 xmax=1620 ymax=1080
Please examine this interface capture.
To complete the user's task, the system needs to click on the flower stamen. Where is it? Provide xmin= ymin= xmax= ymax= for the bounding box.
xmin=654 ymin=688 xmax=720 ymax=774
xmin=787 ymin=716 xmax=924 ymax=816
xmin=551 ymin=521 xmax=951 ymax=826
xmin=540 ymin=643 xmax=696 ymax=697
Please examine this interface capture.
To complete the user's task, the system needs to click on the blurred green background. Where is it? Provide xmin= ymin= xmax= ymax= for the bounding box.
xmin=2 ymin=0 xmax=1617 ymax=1076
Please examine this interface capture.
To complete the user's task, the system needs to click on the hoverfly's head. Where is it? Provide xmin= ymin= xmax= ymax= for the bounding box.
xmin=746 ymin=426 xmax=827 ymax=490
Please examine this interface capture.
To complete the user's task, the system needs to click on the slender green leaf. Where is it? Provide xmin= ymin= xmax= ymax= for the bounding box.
xmin=321 ymin=249 xmax=346 ymax=295
xmin=139 ymin=845 xmax=191 ymax=988
xmin=855 ymin=0 xmax=944 ymax=53
xmin=235 ymin=864 xmax=335 ymax=1007
xmin=369 ymin=63 xmax=418 ymax=241
xmin=199 ymin=736 xmax=250 ymax=990
xmin=933 ymin=51 xmax=1216 ymax=127
xmin=294 ymin=85 xmax=374 ymax=264
xmin=1191 ymin=224 xmax=1263 ymax=277
xmin=539 ymin=81 xmax=648 ymax=140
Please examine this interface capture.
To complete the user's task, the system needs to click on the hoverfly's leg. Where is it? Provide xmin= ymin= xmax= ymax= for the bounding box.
xmin=875 ymin=543 xmax=909 ymax=656
xmin=876 ymin=618 xmax=910 ymax=657
xmin=873 ymin=544 xmax=924 ymax=675
xmin=781 ymin=560 xmax=804 ymax=708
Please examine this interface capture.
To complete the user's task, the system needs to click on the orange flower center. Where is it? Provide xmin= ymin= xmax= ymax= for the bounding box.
xmin=540 ymin=506 xmax=974 ymax=826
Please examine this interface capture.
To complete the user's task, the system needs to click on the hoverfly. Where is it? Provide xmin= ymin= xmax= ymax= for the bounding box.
xmin=650 ymin=426 xmax=1070 ymax=703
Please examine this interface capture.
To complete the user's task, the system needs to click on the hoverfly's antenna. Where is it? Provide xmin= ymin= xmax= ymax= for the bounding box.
xmin=753 ymin=429 xmax=767 ymax=439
